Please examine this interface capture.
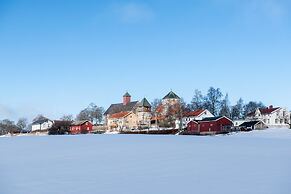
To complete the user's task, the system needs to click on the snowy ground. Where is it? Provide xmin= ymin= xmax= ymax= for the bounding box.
xmin=0 ymin=128 xmax=291 ymax=194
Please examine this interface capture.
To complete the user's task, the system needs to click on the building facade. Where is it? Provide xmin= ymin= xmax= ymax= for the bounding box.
xmin=247 ymin=106 xmax=290 ymax=128
xmin=153 ymin=91 xmax=182 ymax=128
xmin=185 ymin=116 xmax=233 ymax=135
xmin=31 ymin=117 xmax=54 ymax=132
xmin=105 ymin=93 xmax=152 ymax=131
xmin=70 ymin=120 xmax=93 ymax=134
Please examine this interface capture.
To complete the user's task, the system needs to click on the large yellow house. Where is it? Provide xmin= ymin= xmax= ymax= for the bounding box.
xmin=104 ymin=92 xmax=152 ymax=131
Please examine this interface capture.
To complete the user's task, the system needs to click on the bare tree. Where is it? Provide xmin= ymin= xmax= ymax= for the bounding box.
xmin=76 ymin=103 xmax=105 ymax=125
xmin=76 ymin=109 xmax=91 ymax=122
xmin=219 ymin=93 xmax=231 ymax=117
xmin=231 ymin=98 xmax=244 ymax=119
xmin=60 ymin=114 xmax=74 ymax=121
xmin=32 ymin=114 xmax=46 ymax=122
xmin=204 ymin=87 xmax=223 ymax=116
xmin=244 ymin=101 xmax=265 ymax=117
xmin=191 ymin=89 xmax=204 ymax=110
xmin=17 ymin=118 xmax=28 ymax=131
xmin=88 ymin=103 xmax=105 ymax=124
xmin=0 ymin=119 xmax=20 ymax=134
xmin=151 ymin=99 xmax=162 ymax=114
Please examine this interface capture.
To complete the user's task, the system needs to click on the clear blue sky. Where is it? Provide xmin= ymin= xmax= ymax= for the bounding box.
xmin=0 ymin=0 xmax=290 ymax=121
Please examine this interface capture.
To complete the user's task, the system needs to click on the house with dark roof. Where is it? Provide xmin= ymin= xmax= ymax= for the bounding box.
xmin=105 ymin=93 xmax=152 ymax=131
xmin=31 ymin=116 xmax=53 ymax=132
xmin=152 ymin=91 xmax=182 ymax=128
xmin=184 ymin=116 xmax=233 ymax=135
xmin=246 ymin=105 xmax=290 ymax=128
xmin=239 ymin=120 xmax=268 ymax=131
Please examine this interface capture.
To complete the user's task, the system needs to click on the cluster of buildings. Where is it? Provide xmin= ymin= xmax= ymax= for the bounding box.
xmin=103 ymin=92 xmax=291 ymax=135
xmin=30 ymin=91 xmax=291 ymax=136
xmin=235 ymin=106 xmax=291 ymax=130
xmin=31 ymin=117 xmax=93 ymax=135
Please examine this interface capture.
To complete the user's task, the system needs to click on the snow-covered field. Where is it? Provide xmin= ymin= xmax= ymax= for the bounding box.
xmin=1 ymin=128 xmax=291 ymax=194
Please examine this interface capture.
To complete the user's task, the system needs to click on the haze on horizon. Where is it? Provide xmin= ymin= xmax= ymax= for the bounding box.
xmin=0 ymin=0 xmax=290 ymax=121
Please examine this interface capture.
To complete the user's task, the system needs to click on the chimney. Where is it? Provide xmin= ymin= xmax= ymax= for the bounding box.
xmin=269 ymin=105 xmax=273 ymax=109
xmin=123 ymin=92 xmax=131 ymax=105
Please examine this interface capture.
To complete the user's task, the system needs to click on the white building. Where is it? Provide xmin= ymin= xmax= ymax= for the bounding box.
xmin=176 ymin=109 xmax=214 ymax=129
xmin=233 ymin=120 xmax=246 ymax=127
xmin=246 ymin=106 xmax=290 ymax=128
xmin=31 ymin=117 xmax=54 ymax=132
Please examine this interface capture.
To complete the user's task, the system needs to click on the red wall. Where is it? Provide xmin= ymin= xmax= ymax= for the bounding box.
xmin=187 ymin=122 xmax=199 ymax=133
xmin=186 ymin=117 xmax=233 ymax=134
xmin=200 ymin=118 xmax=232 ymax=133
xmin=70 ymin=122 xmax=93 ymax=135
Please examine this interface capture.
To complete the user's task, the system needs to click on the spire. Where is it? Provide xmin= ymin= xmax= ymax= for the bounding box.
xmin=123 ymin=92 xmax=131 ymax=97
xmin=139 ymin=98 xmax=151 ymax=108
xmin=163 ymin=91 xmax=180 ymax=100
xmin=123 ymin=92 xmax=131 ymax=105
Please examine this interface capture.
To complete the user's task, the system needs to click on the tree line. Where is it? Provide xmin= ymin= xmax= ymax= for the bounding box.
xmin=151 ymin=87 xmax=266 ymax=120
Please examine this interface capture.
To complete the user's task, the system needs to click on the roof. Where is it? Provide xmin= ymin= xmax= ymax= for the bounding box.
xmin=200 ymin=116 xmax=232 ymax=123
xmin=53 ymin=120 xmax=73 ymax=127
xmin=184 ymin=109 xmax=205 ymax=117
xmin=123 ymin=92 xmax=131 ymax=97
xmin=247 ymin=107 xmax=280 ymax=117
xmin=200 ymin=116 xmax=222 ymax=122
xmin=104 ymin=101 xmax=139 ymax=115
xmin=163 ymin=91 xmax=180 ymax=100
xmin=32 ymin=117 xmax=52 ymax=125
xmin=109 ymin=112 xmax=130 ymax=119
xmin=187 ymin=120 xmax=199 ymax=124
xmin=71 ymin=120 xmax=91 ymax=126
xmin=239 ymin=121 xmax=262 ymax=128
xmin=138 ymin=98 xmax=151 ymax=108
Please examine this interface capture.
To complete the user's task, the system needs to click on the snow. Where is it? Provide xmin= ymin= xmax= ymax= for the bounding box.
xmin=0 ymin=129 xmax=291 ymax=194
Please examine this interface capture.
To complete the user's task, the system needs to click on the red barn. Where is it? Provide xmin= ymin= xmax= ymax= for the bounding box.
xmin=70 ymin=120 xmax=93 ymax=135
xmin=186 ymin=116 xmax=233 ymax=135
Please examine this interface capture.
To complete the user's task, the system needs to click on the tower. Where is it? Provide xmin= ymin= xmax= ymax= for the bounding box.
xmin=123 ymin=92 xmax=131 ymax=105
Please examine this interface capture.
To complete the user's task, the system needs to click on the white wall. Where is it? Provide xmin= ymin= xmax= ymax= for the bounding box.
xmin=31 ymin=120 xmax=53 ymax=132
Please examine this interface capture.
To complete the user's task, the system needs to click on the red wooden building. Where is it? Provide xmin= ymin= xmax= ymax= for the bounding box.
xmin=186 ymin=116 xmax=233 ymax=135
xmin=70 ymin=120 xmax=93 ymax=135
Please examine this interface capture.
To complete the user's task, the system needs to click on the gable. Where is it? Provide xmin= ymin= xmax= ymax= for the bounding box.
xmin=105 ymin=101 xmax=138 ymax=115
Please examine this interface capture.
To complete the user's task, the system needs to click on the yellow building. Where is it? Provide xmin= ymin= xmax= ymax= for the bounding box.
xmin=105 ymin=93 xmax=152 ymax=131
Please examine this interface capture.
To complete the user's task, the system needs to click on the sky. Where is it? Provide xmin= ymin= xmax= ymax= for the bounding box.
xmin=0 ymin=0 xmax=291 ymax=121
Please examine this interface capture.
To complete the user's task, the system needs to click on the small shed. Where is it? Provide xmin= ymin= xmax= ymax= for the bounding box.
xmin=185 ymin=116 xmax=233 ymax=135
xmin=70 ymin=120 xmax=93 ymax=135
xmin=239 ymin=120 xmax=268 ymax=131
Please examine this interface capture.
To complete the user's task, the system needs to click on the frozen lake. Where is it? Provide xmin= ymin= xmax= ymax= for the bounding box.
xmin=1 ymin=129 xmax=291 ymax=194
